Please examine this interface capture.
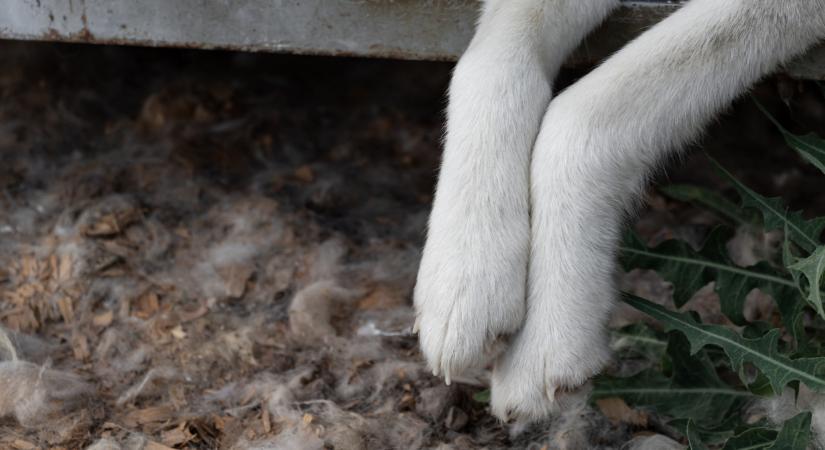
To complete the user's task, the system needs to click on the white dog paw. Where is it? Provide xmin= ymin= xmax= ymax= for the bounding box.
xmin=414 ymin=212 xmax=528 ymax=383
xmin=489 ymin=310 xmax=611 ymax=421
xmin=490 ymin=324 xmax=610 ymax=422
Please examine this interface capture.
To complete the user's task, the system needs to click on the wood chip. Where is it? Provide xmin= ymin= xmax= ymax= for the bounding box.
xmin=72 ymin=333 xmax=91 ymax=361
xmin=93 ymin=309 xmax=115 ymax=328
xmin=357 ymin=286 xmax=405 ymax=310
xmin=48 ymin=254 xmax=58 ymax=281
xmin=10 ymin=439 xmax=37 ymax=450
xmin=217 ymin=264 xmax=255 ymax=299
xmin=124 ymin=405 xmax=175 ymax=426
xmin=57 ymin=296 xmax=75 ymax=323
xmin=261 ymin=402 xmax=271 ymax=433
xmin=3 ymin=306 xmax=38 ymax=331
xmin=596 ymin=397 xmax=648 ymax=426
xmin=83 ymin=209 xmax=140 ymax=237
xmin=174 ymin=227 xmax=191 ymax=239
xmin=161 ymin=423 xmax=194 ymax=447
xmin=178 ymin=302 xmax=209 ymax=322
xmin=144 ymin=441 xmax=175 ymax=450
xmin=57 ymin=253 xmax=73 ymax=282
xmin=15 ymin=283 xmax=37 ymax=300
xmin=302 ymin=413 xmax=314 ymax=426
xmin=134 ymin=291 xmax=160 ymax=319
xmin=294 ymin=165 xmax=314 ymax=183
xmin=399 ymin=392 xmax=415 ymax=410
xmin=21 ymin=255 xmax=36 ymax=278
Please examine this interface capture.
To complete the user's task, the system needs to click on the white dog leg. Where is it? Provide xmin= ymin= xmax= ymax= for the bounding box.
xmin=492 ymin=0 xmax=825 ymax=421
xmin=415 ymin=0 xmax=618 ymax=382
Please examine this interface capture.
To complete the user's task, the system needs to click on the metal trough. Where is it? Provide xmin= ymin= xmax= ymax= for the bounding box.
xmin=1 ymin=0 xmax=823 ymax=78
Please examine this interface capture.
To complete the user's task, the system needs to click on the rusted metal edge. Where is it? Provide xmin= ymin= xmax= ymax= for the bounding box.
xmin=0 ymin=0 xmax=822 ymax=78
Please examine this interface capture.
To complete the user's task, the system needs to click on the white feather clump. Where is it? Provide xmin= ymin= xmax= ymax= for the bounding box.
xmin=0 ymin=327 xmax=90 ymax=427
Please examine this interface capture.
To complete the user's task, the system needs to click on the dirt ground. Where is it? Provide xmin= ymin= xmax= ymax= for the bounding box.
xmin=0 ymin=41 xmax=823 ymax=450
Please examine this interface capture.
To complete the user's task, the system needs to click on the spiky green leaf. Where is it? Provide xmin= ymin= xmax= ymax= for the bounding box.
xmin=721 ymin=427 xmax=777 ymax=450
xmin=710 ymin=157 xmax=824 ymax=253
xmin=778 ymin=230 xmax=812 ymax=345
xmin=594 ymin=333 xmax=751 ymax=428
xmin=755 ymin=100 xmax=825 ymax=175
xmin=620 ymin=229 xmax=798 ymax=327
xmin=766 ymin=412 xmax=812 ymax=450
xmin=592 ymin=368 xmax=751 ymax=425
xmin=660 ymin=184 xmax=751 ymax=225
xmin=610 ymin=323 xmax=668 ymax=362
xmin=687 ymin=420 xmax=710 ymax=450
xmin=783 ymin=133 xmax=825 ymax=175
xmin=718 ymin=413 xmax=811 ymax=449
xmin=622 ymin=294 xmax=825 ymax=393
xmin=670 ymin=417 xmax=749 ymax=445
xmin=788 ymin=246 xmax=825 ymax=318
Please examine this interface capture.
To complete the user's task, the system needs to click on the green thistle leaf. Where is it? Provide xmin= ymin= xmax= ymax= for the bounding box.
xmin=766 ymin=412 xmax=812 ymax=450
xmin=610 ymin=324 xmax=668 ymax=362
xmin=687 ymin=420 xmax=710 ymax=450
xmin=787 ymin=246 xmax=825 ymax=318
xmin=660 ymin=184 xmax=751 ymax=225
xmin=710 ymin=157 xmax=824 ymax=253
xmin=755 ymin=99 xmax=825 ymax=176
xmin=594 ymin=332 xmax=752 ymax=428
xmin=620 ymin=229 xmax=798 ymax=329
xmin=621 ymin=294 xmax=825 ymax=394
xmin=721 ymin=427 xmax=777 ymax=450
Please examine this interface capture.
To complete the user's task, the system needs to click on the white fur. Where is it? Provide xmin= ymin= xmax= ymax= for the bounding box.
xmin=416 ymin=0 xmax=825 ymax=421
xmin=414 ymin=0 xmax=619 ymax=383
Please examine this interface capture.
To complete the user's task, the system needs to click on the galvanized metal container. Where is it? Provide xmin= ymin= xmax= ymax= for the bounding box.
xmin=1 ymin=0 xmax=823 ymax=78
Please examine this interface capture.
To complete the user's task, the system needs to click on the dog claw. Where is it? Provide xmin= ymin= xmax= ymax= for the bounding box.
xmin=545 ymin=385 xmax=556 ymax=403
